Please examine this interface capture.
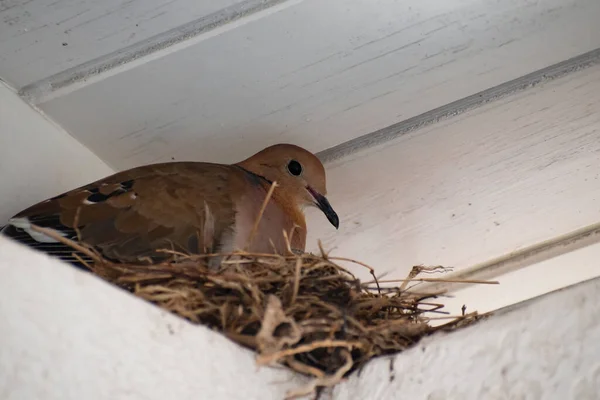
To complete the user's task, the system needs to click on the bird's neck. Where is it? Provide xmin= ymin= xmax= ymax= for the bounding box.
xmin=253 ymin=175 xmax=307 ymax=252
xmin=271 ymin=189 xmax=307 ymax=228
xmin=270 ymin=190 xmax=307 ymax=252
xmin=234 ymin=164 xmax=307 ymax=231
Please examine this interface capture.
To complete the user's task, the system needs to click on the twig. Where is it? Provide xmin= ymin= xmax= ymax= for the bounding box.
xmin=400 ymin=265 xmax=421 ymax=292
xmin=72 ymin=252 xmax=93 ymax=271
xmin=73 ymin=206 xmax=83 ymax=242
xmin=29 ymin=225 xmax=99 ymax=261
xmin=256 ymin=340 xmax=362 ymax=366
xmin=317 ymin=239 xmax=329 ymax=259
xmin=155 ymin=249 xmax=193 ymax=258
xmin=284 ymin=224 xmax=300 ymax=255
xmin=282 ymin=228 xmax=294 ymax=255
xmin=244 ymin=181 xmax=278 ymax=251
xmin=284 ymin=349 xmax=353 ymax=399
xmin=290 ymin=256 xmax=302 ymax=306
xmin=284 ymin=357 xmax=325 ymax=379
xmin=426 ymin=313 xmax=478 ymax=321
xmin=362 ymin=278 xmax=499 ymax=285
xmin=328 ymin=256 xmax=381 ymax=294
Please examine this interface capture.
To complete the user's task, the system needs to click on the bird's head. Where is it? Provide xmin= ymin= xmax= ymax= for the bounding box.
xmin=235 ymin=143 xmax=339 ymax=229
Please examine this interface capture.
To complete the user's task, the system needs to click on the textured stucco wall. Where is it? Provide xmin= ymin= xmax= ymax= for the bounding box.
xmin=0 ymin=237 xmax=306 ymax=400
xmin=334 ymin=278 xmax=600 ymax=400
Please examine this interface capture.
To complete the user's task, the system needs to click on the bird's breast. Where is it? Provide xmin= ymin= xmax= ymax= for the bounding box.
xmin=230 ymin=186 xmax=306 ymax=254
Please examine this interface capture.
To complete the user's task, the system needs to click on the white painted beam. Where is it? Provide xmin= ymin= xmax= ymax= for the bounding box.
xmin=0 ymin=0 xmax=259 ymax=88
xmin=21 ymin=0 xmax=600 ymax=169
xmin=0 ymin=82 xmax=113 ymax=222
xmin=304 ymin=64 xmax=600 ymax=284
xmin=439 ymin=241 xmax=600 ymax=319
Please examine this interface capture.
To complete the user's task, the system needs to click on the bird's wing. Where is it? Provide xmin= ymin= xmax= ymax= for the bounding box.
xmin=2 ymin=162 xmax=240 ymax=267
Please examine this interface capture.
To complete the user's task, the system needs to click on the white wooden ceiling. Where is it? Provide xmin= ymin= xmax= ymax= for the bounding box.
xmin=1 ymin=0 xmax=599 ymax=170
xmin=306 ymin=64 xmax=600 ymax=281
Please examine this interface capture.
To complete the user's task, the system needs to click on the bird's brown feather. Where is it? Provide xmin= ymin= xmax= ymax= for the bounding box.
xmin=11 ymin=162 xmax=245 ymax=263
xmin=2 ymin=143 xmax=336 ymax=269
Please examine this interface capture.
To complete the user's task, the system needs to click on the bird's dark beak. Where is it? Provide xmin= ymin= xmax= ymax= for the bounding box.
xmin=307 ymin=186 xmax=339 ymax=229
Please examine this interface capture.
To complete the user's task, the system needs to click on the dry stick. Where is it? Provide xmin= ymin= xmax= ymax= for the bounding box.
xmin=362 ymin=278 xmax=499 ymax=285
xmin=399 ymin=266 xmax=421 ymax=292
xmin=72 ymin=253 xmax=94 ymax=271
xmin=71 ymin=206 xmax=90 ymax=268
xmin=408 ymin=265 xmax=452 ymax=274
xmin=290 ymin=257 xmax=302 ymax=306
xmin=244 ymin=181 xmax=278 ymax=251
xmin=427 ymin=313 xmax=478 ymax=321
xmin=284 ymin=224 xmax=300 ymax=254
xmin=29 ymin=225 xmax=99 ymax=261
xmin=282 ymin=229 xmax=291 ymax=254
xmin=284 ymin=357 xmax=325 ymax=379
xmin=155 ymin=249 xmax=193 ymax=258
xmin=303 ymin=258 xmax=358 ymax=281
xmin=328 ymin=256 xmax=382 ymax=294
xmin=282 ymin=228 xmax=294 ymax=255
xmin=317 ymin=239 xmax=330 ymax=259
xmin=154 ymin=249 xmax=299 ymax=262
xmin=256 ymin=339 xmax=362 ymax=366
xmin=73 ymin=206 xmax=83 ymax=242
xmin=267 ymin=238 xmax=278 ymax=255
xmin=285 ymin=349 xmax=353 ymax=400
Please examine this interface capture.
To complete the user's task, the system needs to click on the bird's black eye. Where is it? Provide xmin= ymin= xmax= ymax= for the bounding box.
xmin=287 ymin=159 xmax=303 ymax=176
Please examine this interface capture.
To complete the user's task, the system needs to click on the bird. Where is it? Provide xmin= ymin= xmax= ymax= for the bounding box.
xmin=0 ymin=143 xmax=339 ymax=270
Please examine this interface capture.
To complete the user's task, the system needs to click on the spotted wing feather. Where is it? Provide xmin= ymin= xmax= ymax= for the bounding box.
xmin=1 ymin=162 xmax=240 ymax=269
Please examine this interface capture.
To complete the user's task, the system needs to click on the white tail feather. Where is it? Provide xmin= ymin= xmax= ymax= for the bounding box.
xmin=8 ymin=217 xmax=66 ymax=243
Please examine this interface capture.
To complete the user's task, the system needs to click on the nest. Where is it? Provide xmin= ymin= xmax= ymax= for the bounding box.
xmin=33 ymin=226 xmax=491 ymax=400
xmin=30 ymin=184 xmax=494 ymax=399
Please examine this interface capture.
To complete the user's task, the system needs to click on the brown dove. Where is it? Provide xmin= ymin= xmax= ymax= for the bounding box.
xmin=0 ymin=144 xmax=339 ymax=269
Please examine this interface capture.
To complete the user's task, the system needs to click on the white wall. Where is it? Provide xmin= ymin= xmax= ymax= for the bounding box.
xmin=0 ymin=237 xmax=305 ymax=400
xmin=306 ymin=64 xmax=600 ymax=288
xmin=0 ymin=82 xmax=113 ymax=222
xmin=333 ymin=274 xmax=600 ymax=400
